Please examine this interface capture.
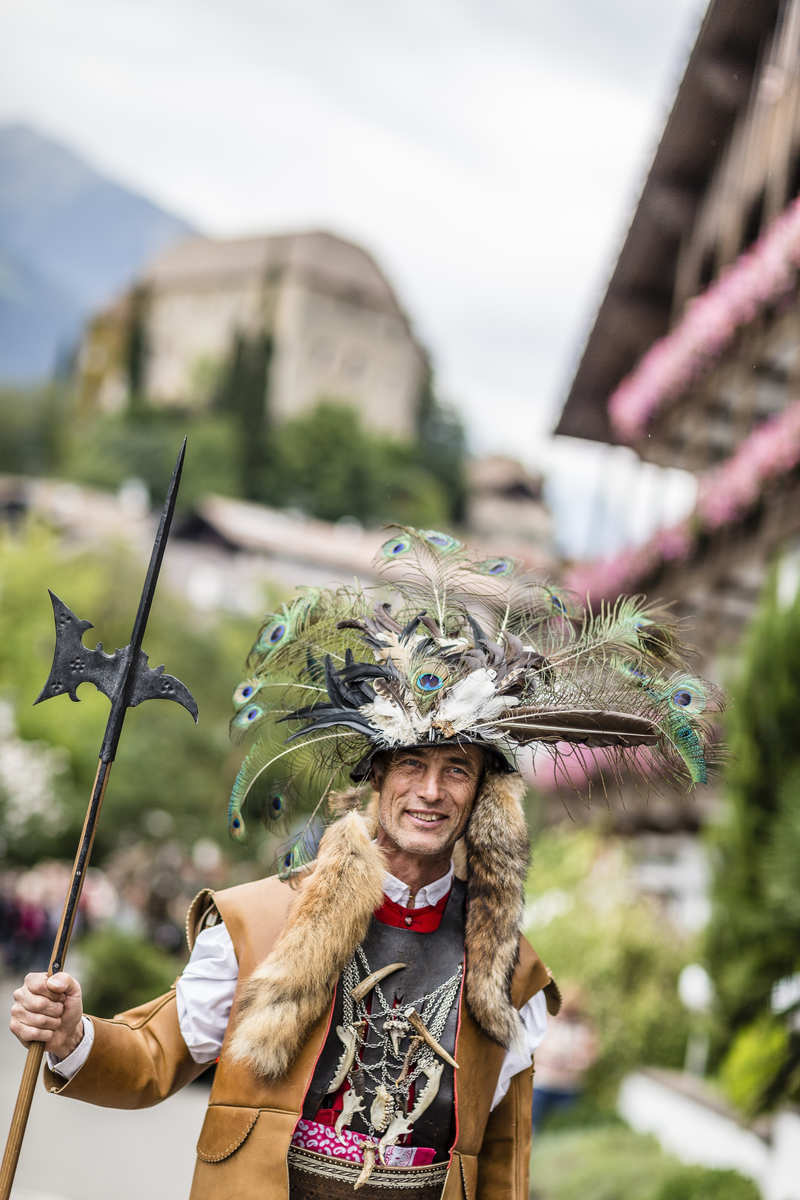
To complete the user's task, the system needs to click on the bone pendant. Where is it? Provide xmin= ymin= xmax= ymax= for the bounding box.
xmin=383 ymin=1014 xmax=408 ymax=1058
xmin=326 ymin=1023 xmax=362 ymax=1094
xmin=407 ymin=1059 xmax=443 ymax=1123
xmin=354 ymin=1143 xmax=377 ymax=1190
xmin=378 ymin=1060 xmax=444 ymax=1164
xmin=369 ymin=1084 xmax=394 ymax=1133
xmin=404 ymin=1006 xmax=459 ymax=1070
xmin=350 ymin=961 xmax=407 ymax=1004
xmin=378 ymin=1114 xmax=413 ymax=1165
xmin=395 ymin=1035 xmax=423 ymax=1085
xmin=334 ymin=1087 xmax=365 ymax=1136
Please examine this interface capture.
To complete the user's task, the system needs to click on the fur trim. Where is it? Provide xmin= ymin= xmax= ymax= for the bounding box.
xmin=229 ymin=811 xmax=385 ymax=1079
xmin=451 ymin=836 xmax=467 ymax=880
xmin=464 ymin=771 xmax=530 ymax=1047
xmin=230 ymin=772 xmax=529 ymax=1076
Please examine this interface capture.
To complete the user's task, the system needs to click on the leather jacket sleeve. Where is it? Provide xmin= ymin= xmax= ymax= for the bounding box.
xmin=42 ymin=988 xmax=208 ymax=1108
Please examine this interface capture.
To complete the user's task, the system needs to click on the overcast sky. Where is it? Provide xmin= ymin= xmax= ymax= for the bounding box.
xmin=2 ymin=0 xmax=705 ymax=553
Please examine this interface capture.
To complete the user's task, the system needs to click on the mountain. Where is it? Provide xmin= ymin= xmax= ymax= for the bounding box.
xmin=0 ymin=123 xmax=196 ymax=382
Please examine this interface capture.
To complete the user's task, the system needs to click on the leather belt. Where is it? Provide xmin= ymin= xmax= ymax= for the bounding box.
xmin=287 ymin=1145 xmax=448 ymax=1199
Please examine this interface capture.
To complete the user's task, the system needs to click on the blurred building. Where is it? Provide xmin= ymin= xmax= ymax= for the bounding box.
xmin=78 ymin=230 xmax=428 ymax=440
xmin=466 ymin=454 xmax=552 ymax=550
xmin=0 ymin=476 xmax=554 ymax=618
xmin=557 ymin=0 xmax=800 ymax=659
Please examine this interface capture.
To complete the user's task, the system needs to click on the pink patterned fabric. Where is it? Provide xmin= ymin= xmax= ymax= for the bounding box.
xmin=609 ymin=194 xmax=800 ymax=441
xmin=291 ymin=1118 xmax=436 ymax=1167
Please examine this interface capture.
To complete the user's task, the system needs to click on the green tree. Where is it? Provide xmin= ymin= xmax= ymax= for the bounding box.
xmin=704 ymin=569 xmax=800 ymax=1112
xmin=265 ymin=400 xmax=450 ymax=528
xmin=0 ymin=385 xmax=70 ymax=476
xmin=125 ymin=285 xmax=150 ymax=416
xmin=415 ymin=365 xmax=467 ymax=524
xmin=523 ymin=827 xmax=693 ymax=1103
xmin=214 ymin=329 xmax=273 ymax=501
xmin=0 ymin=523 xmax=261 ymax=866
xmin=62 ymin=409 xmax=239 ymax=512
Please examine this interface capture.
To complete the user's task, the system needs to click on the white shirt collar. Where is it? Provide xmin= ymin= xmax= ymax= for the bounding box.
xmin=382 ymin=864 xmax=454 ymax=909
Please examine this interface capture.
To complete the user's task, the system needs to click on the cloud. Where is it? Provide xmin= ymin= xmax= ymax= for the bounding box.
xmin=1 ymin=0 xmax=705 ymax=477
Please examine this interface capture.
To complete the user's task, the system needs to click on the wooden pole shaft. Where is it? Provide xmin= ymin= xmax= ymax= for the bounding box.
xmin=1 ymin=439 xmax=191 ymax=1198
xmin=0 ymin=759 xmax=111 ymax=1200
xmin=48 ymin=760 xmax=110 ymax=975
xmin=0 ymin=1045 xmax=45 ymax=1199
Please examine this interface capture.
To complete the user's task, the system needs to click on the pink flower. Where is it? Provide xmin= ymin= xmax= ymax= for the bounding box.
xmin=608 ymin=195 xmax=800 ymax=442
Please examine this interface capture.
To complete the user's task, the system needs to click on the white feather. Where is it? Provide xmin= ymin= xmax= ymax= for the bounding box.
xmin=360 ymin=695 xmax=431 ymax=745
xmin=436 ymin=668 xmax=518 ymax=731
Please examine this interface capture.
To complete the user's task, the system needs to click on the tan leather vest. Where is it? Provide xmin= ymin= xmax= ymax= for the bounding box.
xmin=44 ymin=873 xmax=551 ymax=1200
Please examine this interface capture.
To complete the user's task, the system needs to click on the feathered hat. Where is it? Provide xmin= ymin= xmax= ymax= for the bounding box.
xmin=228 ymin=526 xmax=716 ymax=844
xmin=225 ymin=527 xmax=718 ymax=1051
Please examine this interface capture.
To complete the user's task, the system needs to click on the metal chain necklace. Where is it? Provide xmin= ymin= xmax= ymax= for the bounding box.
xmin=329 ymin=946 xmax=462 ymax=1143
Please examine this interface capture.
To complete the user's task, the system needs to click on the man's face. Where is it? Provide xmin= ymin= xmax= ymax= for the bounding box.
xmin=373 ymin=743 xmax=483 ymax=859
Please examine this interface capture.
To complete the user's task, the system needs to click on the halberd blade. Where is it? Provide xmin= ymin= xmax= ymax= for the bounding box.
xmin=34 ymin=439 xmax=198 ymax=761
xmin=128 ymin=651 xmax=199 ymax=721
xmin=35 ymin=591 xmax=123 ymax=706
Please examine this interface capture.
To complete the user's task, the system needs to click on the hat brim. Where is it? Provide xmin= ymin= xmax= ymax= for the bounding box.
xmin=349 ymin=738 xmax=515 ymax=782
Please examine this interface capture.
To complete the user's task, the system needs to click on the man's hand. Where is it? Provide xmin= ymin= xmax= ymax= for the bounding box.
xmin=9 ymin=972 xmax=85 ymax=1059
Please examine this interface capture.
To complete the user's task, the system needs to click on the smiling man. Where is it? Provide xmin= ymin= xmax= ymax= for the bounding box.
xmin=12 ymin=739 xmax=555 ymax=1200
xmin=373 ymin=745 xmax=483 ymax=874
xmin=9 ymin=527 xmax=714 ymax=1199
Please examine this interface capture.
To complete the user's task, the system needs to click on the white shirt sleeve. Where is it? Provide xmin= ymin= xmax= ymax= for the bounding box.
xmin=489 ymin=989 xmax=548 ymax=1112
xmin=47 ymin=1015 xmax=95 ymax=1078
xmin=175 ymin=922 xmax=239 ymax=1063
xmin=48 ymin=923 xmax=240 ymax=1081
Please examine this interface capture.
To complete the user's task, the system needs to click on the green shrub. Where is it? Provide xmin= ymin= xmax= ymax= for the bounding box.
xmin=535 ymin=1094 xmax=624 ymax=1134
xmin=720 ymin=1016 xmax=789 ymax=1115
xmin=651 ymin=1165 xmax=759 ymax=1200
xmin=530 ymin=1126 xmax=759 ymax=1200
xmin=704 ymin=568 xmax=800 ymax=1112
xmin=531 ymin=1126 xmax=675 ymax=1200
xmin=0 ymin=385 xmax=69 ymax=476
xmin=79 ymin=928 xmax=181 ymax=1017
xmin=524 ymin=828 xmax=693 ymax=1101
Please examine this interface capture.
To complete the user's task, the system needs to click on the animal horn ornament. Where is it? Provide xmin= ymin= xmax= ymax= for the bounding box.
xmin=0 ymin=440 xmax=198 ymax=1200
xmin=226 ymin=526 xmax=720 ymax=864
xmin=350 ymin=962 xmax=407 ymax=1004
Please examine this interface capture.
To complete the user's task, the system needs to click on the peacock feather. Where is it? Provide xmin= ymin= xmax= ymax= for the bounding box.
xmin=226 ymin=526 xmax=721 ymax=856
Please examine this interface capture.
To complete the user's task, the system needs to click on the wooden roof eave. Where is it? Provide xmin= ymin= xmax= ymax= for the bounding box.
xmin=555 ymin=0 xmax=781 ymax=446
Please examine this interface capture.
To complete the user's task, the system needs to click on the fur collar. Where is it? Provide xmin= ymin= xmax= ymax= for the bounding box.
xmin=464 ymin=771 xmax=530 ymax=1047
xmin=230 ymin=773 xmax=529 ymax=1079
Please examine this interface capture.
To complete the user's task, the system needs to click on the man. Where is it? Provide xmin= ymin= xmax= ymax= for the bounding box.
xmin=12 ymin=741 xmax=554 ymax=1199
xmin=10 ymin=527 xmax=712 ymax=1198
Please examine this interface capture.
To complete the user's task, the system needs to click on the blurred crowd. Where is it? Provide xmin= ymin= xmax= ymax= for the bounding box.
xmin=0 ymin=836 xmax=233 ymax=979
xmin=0 ymin=861 xmax=112 ymax=975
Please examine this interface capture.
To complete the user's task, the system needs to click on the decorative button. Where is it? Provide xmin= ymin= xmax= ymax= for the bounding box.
xmin=404 ymin=915 xmax=413 ymax=926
